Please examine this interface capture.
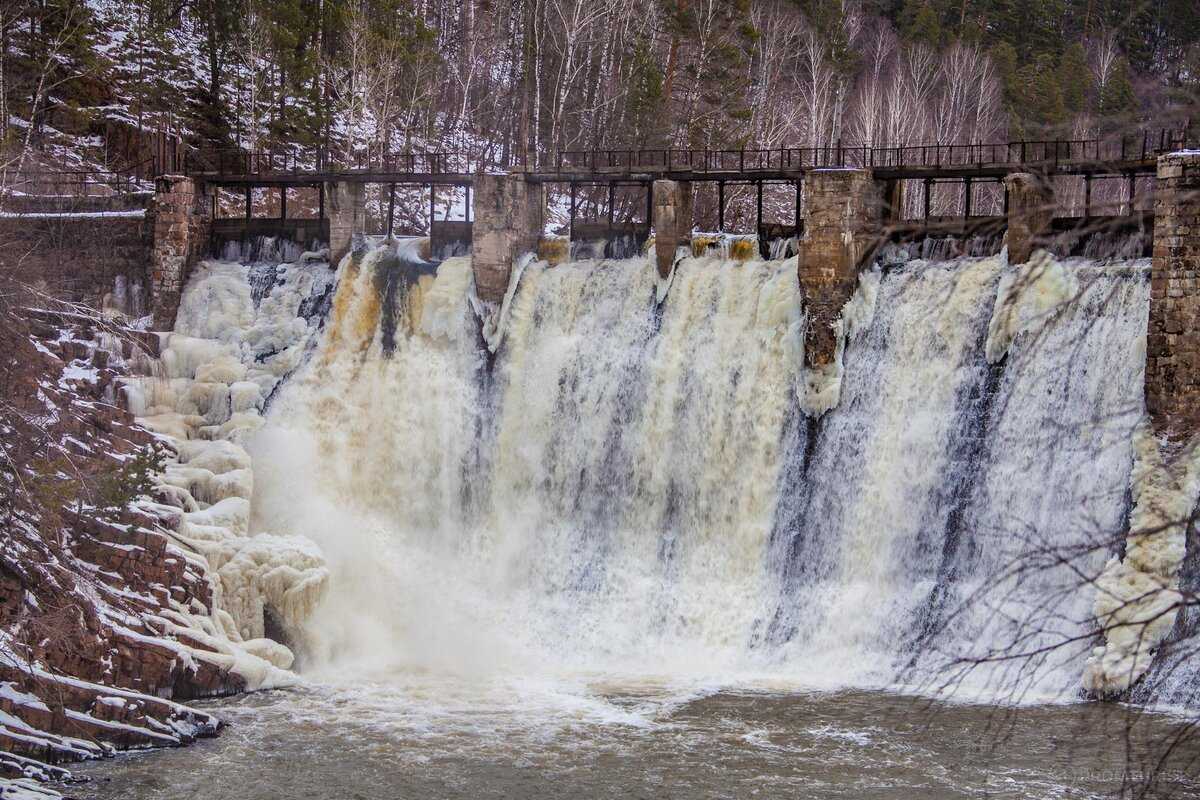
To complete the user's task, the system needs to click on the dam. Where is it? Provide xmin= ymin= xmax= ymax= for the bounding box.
xmin=7 ymin=0 xmax=1200 ymax=793
xmin=5 ymin=136 xmax=1200 ymax=800
xmin=74 ymin=231 xmax=1195 ymax=798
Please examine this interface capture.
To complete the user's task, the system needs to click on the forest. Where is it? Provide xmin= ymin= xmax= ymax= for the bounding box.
xmin=2 ymin=0 xmax=1197 ymax=173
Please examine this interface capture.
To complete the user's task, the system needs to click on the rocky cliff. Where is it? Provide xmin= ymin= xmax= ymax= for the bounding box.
xmin=0 ymin=290 xmax=275 ymax=798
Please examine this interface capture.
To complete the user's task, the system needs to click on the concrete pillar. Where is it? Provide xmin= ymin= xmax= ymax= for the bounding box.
xmin=881 ymin=178 xmax=904 ymax=222
xmin=326 ymin=181 xmax=365 ymax=267
xmin=797 ymin=170 xmax=883 ymax=369
xmin=471 ymin=173 xmax=544 ymax=305
xmin=150 ymin=175 xmax=211 ymax=330
xmin=652 ymin=180 xmax=692 ymax=278
xmin=1004 ymin=172 xmax=1053 ymax=266
xmin=1147 ymin=152 xmax=1200 ymax=438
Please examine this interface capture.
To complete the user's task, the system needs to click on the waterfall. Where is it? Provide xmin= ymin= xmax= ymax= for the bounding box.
xmin=767 ymin=257 xmax=1147 ymax=697
xmin=238 ymin=243 xmax=1159 ymax=700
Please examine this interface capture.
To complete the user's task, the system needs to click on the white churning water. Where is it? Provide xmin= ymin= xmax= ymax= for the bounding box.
xmin=217 ymin=242 xmax=1182 ymax=704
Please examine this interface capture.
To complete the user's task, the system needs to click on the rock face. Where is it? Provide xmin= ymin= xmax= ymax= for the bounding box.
xmin=0 ymin=300 xmax=270 ymax=795
xmin=797 ymin=170 xmax=883 ymax=370
xmin=1003 ymin=172 xmax=1054 ymax=267
xmin=1147 ymin=152 xmax=1200 ymax=438
xmin=151 ymin=176 xmax=212 ymax=330
xmin=471 ymin=174 xmax=544 ymax=305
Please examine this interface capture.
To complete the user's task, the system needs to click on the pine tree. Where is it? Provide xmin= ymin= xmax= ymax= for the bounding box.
xmin=899 ymin=1 xmax=942 ymax=48
xmin=1019 ymin=57 xmax=1067 ymax=133
xmin=988 ymin=0 xmax=1066 ymax=63
xmin=627 ymin=38 xmax=665 ymax=147
xmin=1097 ymin=56 xmax=1136 ymax=130
xmin=186 ymin=0 xmax=240 ymax=148
xmin=989 ymin=41 xmax=1020 ymax=107
xmin=1058 ymin=42 xmax=1091 ymax=115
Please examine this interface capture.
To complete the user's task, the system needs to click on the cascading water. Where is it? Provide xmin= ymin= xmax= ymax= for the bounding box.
xmin=251 ymin=247 xmax=804 ymax=680
xmin=242 ymin=243 xmax=1158 ymax=700
xmin=770 ymin=257 xmax=1149 ymax=697
xmin=79 ymin=242 xmax=1200 ymax=800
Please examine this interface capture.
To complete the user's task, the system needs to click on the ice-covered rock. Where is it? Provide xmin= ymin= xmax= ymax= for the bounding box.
xmin=125 ymin=257 xmax=336 ymax=689
xmin=1082 ymin=422 xmax=1200 ymax=696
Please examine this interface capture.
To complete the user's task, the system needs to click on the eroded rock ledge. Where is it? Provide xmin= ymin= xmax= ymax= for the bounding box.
xmin=0 ymin=295 xmax=317 ymax=797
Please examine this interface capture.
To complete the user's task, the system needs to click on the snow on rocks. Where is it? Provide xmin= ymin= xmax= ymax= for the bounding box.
xmin=0 ymin=256 xmax=333 ymax=792
xmin=0 ymin=776 xmax=68 ymax=799
xmin=121 ymin=257 xmax=333 ymax=673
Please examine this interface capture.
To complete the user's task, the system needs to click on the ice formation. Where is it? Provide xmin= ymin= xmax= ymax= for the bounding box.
xmin=476 ymin=252 xmax=535 ymax=352
xmin=119 ymin=257 xmax=334 ymax=687
xmin=1082 ymin=422 xmax=1200 ymax=696
xmin=653 ymin=244 xmax=693 ymax=304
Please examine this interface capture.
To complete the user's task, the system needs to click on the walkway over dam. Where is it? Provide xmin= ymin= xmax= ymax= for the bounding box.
xmin=143 ymin=131 xmax=1200 ymax=437
xmin=181 ymin=131 xmax=1183 ymax=274
xmin=188 ymin=134 xmax=1178 ymax=184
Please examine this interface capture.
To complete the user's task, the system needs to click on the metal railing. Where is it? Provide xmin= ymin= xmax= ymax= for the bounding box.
xmin=184 ymin=147 xmax=496 ymax=177
xmin=182 ymin=128 xmax=1193 ymax=180
xmin=0 ymin=156 xmax=157 ymax=199
xmin=557 ymin=129 xmax=1192 ymax=174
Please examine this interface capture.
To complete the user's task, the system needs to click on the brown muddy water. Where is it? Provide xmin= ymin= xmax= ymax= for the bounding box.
xmin=64 ymin=679 xmax=1200 ymax=799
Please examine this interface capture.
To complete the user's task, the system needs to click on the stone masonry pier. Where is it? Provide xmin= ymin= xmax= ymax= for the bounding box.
xmin=326 ymin=181 xmax=366 ymax=267
xmin=471 ymin=174 xmax=544 ymax=305
xmin=1147 ymin=152 xmax=1200 ymax=438
xmin=1004 ymin=173 xmax=1054 ymax=266
xmin=150 ymin=176 xmax=211 ymax=330
xmin=652 ymin=180 xmax=693 ymax=279
xmin=797 ymin=170 xmax=884 ymax=369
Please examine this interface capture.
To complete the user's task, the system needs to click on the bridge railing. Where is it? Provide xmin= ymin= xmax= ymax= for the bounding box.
xmin=0 ymin=156 xmax=158 ymax=201
xmin=185 ymin=147 xmax=496 ymax=177
xmin=182 ymin=128 xmax=1193 ymax=179
xmin=556 ymin=129 xmax=1193 ymax=174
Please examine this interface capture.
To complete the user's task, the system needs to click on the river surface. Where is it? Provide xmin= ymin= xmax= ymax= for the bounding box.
xmin=68 ymin=680 xmax=1199 ymax=799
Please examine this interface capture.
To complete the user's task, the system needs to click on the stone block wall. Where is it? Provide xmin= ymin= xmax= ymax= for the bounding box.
xmin=150 ymin=176 xmax=211 ymax=329
xmin=652 ymin=180 xmax=693 ymax=278
xmin=798 ymin=170 xmax=883 ymax=368
xmin=0 ymin=213 xmax=153 ymax=312
xmin=1147 ymin=152 xmax=1200 ymax=437
xmin=472 ymin=174 xmax=544 ymax=304
xmin=1004 ymin=172 xmax=1054 ymax=266
xmin=326 ymin=181 xmax=365 ymax=267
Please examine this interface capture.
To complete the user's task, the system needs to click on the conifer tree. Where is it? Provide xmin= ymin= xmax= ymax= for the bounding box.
xmin=1097 ymin=56 xmax=1137 ymax=131
xmin=899 ymin=0 xmax=942 ymax=48
xmin=1058 ymin=42 xmax=1091 ymax=116
xmin=627 ymin=38 xmax=665 ymax=147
